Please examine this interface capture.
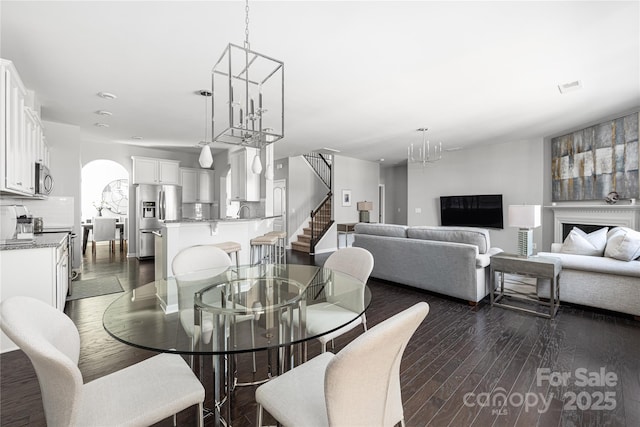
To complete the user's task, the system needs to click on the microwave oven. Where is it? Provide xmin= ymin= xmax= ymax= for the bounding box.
xmin=35 ymin=163 xmax=54 ymax=195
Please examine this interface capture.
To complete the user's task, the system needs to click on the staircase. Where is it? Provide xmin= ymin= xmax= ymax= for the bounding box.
xmin=291 ymin=193 xmax=333 ymax=254
xmin=292 ymin=152 xmax=334 ymax=255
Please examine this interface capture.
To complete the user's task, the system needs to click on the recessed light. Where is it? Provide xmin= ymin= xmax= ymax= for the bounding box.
xmin=94 ymin=122 xmax=110 ymax=128
xmin=97 ymin=91 xmax=117 ymax=100
xmin=379 ymin=158 xmax=385 ymax=162
xmin=95 ymin=110 xmax=113 ymax=116
xmin=558 ymin=80 xmax=582 ymax=94
xmin=131 ymin=136 xmax=143 ymax=140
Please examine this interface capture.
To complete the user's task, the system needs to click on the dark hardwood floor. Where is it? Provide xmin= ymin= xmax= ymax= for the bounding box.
xmin=1 ymin=245 xmax=639 ymax=426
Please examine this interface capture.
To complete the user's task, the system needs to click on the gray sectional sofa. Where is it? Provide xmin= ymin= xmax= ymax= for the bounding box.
xmin=352 ymin=223 xmax=503 ymax=303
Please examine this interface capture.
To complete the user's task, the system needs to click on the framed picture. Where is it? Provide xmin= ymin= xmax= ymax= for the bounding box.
xmin=342 ymin=189 xmax=352 ymax=207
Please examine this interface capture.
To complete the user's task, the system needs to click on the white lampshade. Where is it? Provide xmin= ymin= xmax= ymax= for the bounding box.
xmin=198 ymin=145 xmax=213 ymax=168
xmin=508 ymin=205 xmax=541 ymax=229
xmin=251 ymin=153 xmax=263 ymax=174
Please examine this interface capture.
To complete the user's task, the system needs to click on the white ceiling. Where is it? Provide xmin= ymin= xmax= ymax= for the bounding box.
xmin=1 ymin=1 xmax=639 ymax=165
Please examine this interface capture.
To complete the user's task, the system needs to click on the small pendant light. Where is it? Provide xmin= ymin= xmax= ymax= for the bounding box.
xmin=251 ymin=152 xmax=263 ymax=174
xmin=198 ymin=90 xmax=214 ymax=168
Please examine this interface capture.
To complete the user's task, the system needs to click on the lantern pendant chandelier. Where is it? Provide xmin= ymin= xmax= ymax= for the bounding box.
xmin=408 ymin=128 xmax=443 ymax=165
xmin=211 ymin=0 xmax=284 ymax=165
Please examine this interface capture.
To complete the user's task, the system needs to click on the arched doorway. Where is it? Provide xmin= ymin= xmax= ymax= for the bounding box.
xmin=81 ymin=160 xmax=129 ymax=256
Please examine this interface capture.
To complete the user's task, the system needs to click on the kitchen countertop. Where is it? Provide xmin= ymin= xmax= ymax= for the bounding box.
xmin=164 ymin=215 xmax=281 ymax=224
xmin=0 ymin=232 xmax=68 ymax=251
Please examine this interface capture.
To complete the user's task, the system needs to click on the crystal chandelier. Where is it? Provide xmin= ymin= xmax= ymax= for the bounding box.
xmin=211 ymin=0 xmax=284 ymax=158
xmin=408 ymin=128 xmax=442 ymax=165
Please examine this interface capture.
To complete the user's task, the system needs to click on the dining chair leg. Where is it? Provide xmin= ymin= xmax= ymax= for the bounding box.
xmin=250 ymin=320 xmax=257 ymax=373
xmin=197 ymin=402 xmax=204 ymax=427
xmin=256 ymin=403 xmax=264 ymax=427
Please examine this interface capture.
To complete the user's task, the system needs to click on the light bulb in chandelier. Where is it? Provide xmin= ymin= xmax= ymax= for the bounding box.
xmin=251 ymin=153 xmax=263 ymax=174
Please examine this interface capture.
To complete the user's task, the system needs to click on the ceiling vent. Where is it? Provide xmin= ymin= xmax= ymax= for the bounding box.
xmin=558 ymin=80 xmax=582 ymax=94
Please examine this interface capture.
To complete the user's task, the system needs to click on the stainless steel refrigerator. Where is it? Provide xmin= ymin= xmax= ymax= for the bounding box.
xmin=136 ymin=184 xmax=182 ymax=259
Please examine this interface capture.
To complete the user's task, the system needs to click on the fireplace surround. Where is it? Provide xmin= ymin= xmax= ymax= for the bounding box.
xmin=548 ymin=204 xmax=640 ymax=243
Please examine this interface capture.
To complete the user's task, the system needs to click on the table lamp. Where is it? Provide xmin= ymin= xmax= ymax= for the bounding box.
xmin=508 ymin=205 xmax=541 ymax=257
xmin=357 ymin=201 xmax=373 ymax=223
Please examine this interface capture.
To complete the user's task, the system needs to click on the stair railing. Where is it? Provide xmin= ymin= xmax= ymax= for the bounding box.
xmin=302 ymin=153 xmax=332 ymax=190
xmin=309 ymin=191 xmax=334 ymax=255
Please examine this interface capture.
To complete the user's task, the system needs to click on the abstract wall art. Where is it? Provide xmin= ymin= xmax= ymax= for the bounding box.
xmin=551 ymin=112 xmax=639 ymax=201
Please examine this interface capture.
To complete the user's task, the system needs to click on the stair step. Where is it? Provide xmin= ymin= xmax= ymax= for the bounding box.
xmin=291 ymin=241 xmax=310 ymax=253
xmin=297 ymin=234 xmax=311 ymax=243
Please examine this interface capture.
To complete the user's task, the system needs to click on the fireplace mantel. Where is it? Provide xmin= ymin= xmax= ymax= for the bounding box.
xmin=546 ymin=204 xmax=640 ymax=242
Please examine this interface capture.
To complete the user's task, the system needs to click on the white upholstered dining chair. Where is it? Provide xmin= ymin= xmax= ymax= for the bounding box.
xmin=0 ymin=296 xmax=205 ymax=427
xmin=91 ymin=217 xmax=117 ymax=254
xmin=291 ymin=247 xmax=374 ymax=352
xmin=172 ymin=244 xmax=258 ymax=373
xmin=256 ymin=302 xmax=430 ymax=427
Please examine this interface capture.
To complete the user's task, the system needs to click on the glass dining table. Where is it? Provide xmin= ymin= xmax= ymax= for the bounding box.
xmin=103 ymin=263 xmax=371 ymax=426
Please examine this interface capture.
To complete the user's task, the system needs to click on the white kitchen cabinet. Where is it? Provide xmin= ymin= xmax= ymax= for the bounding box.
xmin=229 ymin=147 xmax=260 ymax=202
xmin=131 ymin=156 xmax=180 ymax=185
xmin=180 ymin=168 xmax=214 ymax=203
xmin=1 ymin=59 xmax=48 ymax=196
xmin=0 ymin=235 xmax=69 ymax=353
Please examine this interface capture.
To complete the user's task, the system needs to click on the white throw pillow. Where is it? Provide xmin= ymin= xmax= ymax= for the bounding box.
xmin=604 ymin=227 xmax=640 ymax=261
xmin=560 ymin=227 xmax=608 ymax=256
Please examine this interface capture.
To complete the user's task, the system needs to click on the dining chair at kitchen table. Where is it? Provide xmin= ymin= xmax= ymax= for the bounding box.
xmin=0 ymin=296 xmax=205 ymax=427
xmin=256 ymin=302 xmax=430 ymax=427
xmin=285 ymin=247 xmax=375 ymax=354
xmin=91 ymin=217 xmax=117 ymax=255
xmin=172 ymin=244 xmax=259 ymax=376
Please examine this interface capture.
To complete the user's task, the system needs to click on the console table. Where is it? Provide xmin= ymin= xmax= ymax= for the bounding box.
xmin=336 ymin=223 xmax=357 ymax=248
xmin=490 ymin=253 xmax=562 ymax=319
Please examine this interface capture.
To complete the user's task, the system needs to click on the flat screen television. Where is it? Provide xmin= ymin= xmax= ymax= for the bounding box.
xmin=440 ymin=194 xmax=504 ymax=229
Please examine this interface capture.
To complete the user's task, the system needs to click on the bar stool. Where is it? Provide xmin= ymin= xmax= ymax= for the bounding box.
xmin=212 ymin=241 xmax=242 ymax=268
xmin=266 ymin=230 xmax=287 ymax=264
xmin=250 ymin=234 xmax=279 ymax=265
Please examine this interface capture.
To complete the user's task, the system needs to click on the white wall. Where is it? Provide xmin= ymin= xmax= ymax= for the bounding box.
xmin=407 ymin=138 xmax=545 ymax=253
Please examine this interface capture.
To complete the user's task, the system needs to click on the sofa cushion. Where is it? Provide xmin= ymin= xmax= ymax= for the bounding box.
xmin=353 ymin=223 xmax=408 ymax=238
xmin=407 ymin=226 xmax=491 ymax=254
xmin=560 ymin=227 xmax=608 ymax=256
xmin=537 ymin=251 xmax=640 ymax=277
xmin=604 ymin=227 xmax=640 ymax=261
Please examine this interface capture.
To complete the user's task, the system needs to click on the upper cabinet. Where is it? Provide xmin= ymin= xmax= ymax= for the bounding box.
xmin=180 ymin=168 xmax=214 ymax=203
xmin=1 ymin=59 xmax=47 ymax=196
xmin=132 ymin=157 xmax=180 ymax=185
xmin=229 ymin=147 xmax=260 ymax=202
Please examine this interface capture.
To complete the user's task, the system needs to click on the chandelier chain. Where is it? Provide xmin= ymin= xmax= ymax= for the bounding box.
xmin=244 ymin=0 xmax=250 ymax=49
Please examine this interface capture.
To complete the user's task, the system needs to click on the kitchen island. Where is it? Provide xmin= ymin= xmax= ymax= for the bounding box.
xmin=156 ymin=216 xmax=281 ymax=312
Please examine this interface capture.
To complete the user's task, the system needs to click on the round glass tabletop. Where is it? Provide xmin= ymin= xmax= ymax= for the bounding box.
xmin=103 ymin=264 xmax=371 ymax=355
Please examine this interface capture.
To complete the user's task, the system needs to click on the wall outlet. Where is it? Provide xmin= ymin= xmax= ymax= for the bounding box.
xmin=533 ymin=243 xmax=537 ymax=249
xmin=415 ymin=208 xmax=422 ymax=214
